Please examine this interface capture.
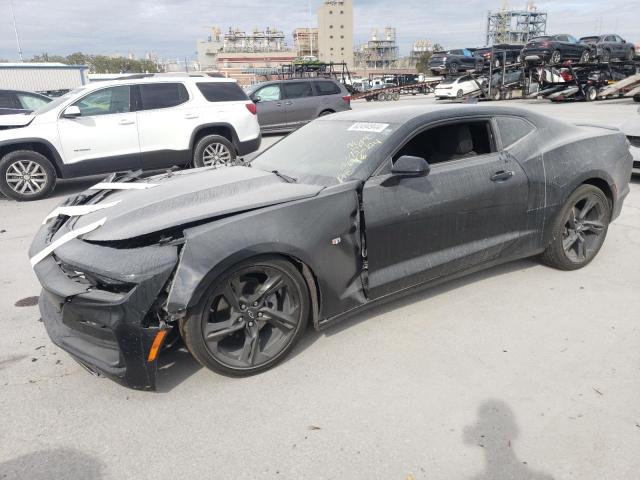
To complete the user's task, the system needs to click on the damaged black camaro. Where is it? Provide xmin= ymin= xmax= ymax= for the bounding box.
xmin=29 ymin=105 xmax=632 ymax=390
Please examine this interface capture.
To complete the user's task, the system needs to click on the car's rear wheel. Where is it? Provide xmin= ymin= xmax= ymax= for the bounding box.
xmin=193 ymin=134 xmax=236 ymax=168
xmin=0 ymin=150 xmax=56 ymax=201
xmin=601 ymin=49 xmax=611 ymax=63
xmin=585 ymin=85 xmax=598 ymax=102
xmin=318 ymin=109 xmax=334 ymax=117
xmin=182 ymin=256 xmax=309 ymax=376
xmin=456 ymin=89 xmax=464 ymax=98
xmin=448 ymin=63 xmax=459 ymax=74
xmin=579 ymin=50 xmax=590 ymax=63
xmin=550 ymin=50 xmax=562 ymax=64
xmin=541 ymin=184 xmax=611 ymax=270
xmin=626 ymin=48 xmax=635 ymax=61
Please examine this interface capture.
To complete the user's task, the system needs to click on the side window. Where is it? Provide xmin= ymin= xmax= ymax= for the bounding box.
xmin=139 ymin=83 xmax=189 ymax=110
xmin=197 ymin=82 xmax=247 ymax=102
xmin=282 ymin=81 xmax=314 ymax=99
xmin=567 ymin=35 xmax=578 ymax=43
xmin=73 ymin=86 xmax=131 ymax=116
xmin=496 ymin=116 xmax=535 ymax=148
xmin=0 ymin=92 xmax=18 ymax=109
xmin=393 ymin=121 xmax=495 ymax=166
xmin=315 ymin=80 xmax=341 ymax=96
xmin=17 ymin=94 xmax=49 ymax=110
xmin=556 ymin=35 xmax=568 ymax=42
xmin=254 ymin=84 xmax=281 ymax=102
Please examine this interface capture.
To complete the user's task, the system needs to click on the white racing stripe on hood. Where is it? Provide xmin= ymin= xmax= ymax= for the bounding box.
xmin=30 ymin=217 xmax=107 ymax=268
xmin=90 ymin=182 xmax=159 ymax=190
xmin=42 ymin=201 xmax=121 ymax=225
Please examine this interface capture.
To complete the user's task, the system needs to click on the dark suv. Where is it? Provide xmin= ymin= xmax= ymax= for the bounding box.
xmin=428 ymin=49 xmax=477 ymax=75
xmin=579 ymin=34 xmax=635 ymax=62
xmin=247 ymin=78 xmax=351 ymax=133
xmin=474 ymin=44 xmax=523 ymax=69
xmin=521 ymin=34 xmax=591 ymax=65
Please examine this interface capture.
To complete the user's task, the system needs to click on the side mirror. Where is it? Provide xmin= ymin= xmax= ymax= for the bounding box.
xmin=391 ymin=155 xmax=430 ymax=177
xmin=62 ymin=105 xmax=81 ymax=118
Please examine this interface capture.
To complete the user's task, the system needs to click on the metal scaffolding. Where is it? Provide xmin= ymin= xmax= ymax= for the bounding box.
xmin=486 ymin=3 xmax=547 ymax=45
xmin=354 ymin=27 xmax=399 ymax=70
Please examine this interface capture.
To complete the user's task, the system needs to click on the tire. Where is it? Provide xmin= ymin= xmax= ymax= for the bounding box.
xmin=377 ymin=92 xmax=385 ymax=101
xmin=392 ymin=92 xmax=400 ymax=101
xmin=626 ymin=48 xmax=635 ymax=61
xmin=516 ymin=54 xmax=522 ymax=64
xmin=491 ymin=89 xmax=502 ymax=101
xmin=193 ymin=134 xmax=236 ymax=168
xmin=493 ymin=58 xmax=501 ymax=69
xmin=448 ymin=63 xmax=459 ymax=74
xmin=550 ymin=50 xmax=562 ymax=64
xmin=181 ymin=256 xmax=310 ymax=376
xmin=365 ymin=96 xmax=372 ymax=102
xmin=318 ymin=110 xmax=334 ymax=117
xmin=540 ymin=184 xmax=611 ymax=271
xmin=0 ymin=150 xmax=56 ymax=201
xmin=579 ymin=50 xmax=590 ymax=63
xmin=585 ymin=85 xmax=597 ymax=102
xmin=456 ymin=89 xmax=463 ymax=98
xmin=601 ymin=49 xmax=611 ymax=63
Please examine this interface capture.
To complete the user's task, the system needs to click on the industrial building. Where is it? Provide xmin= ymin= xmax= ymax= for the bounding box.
xmin=317 ymin=0 xmax=354 ymax=69
xmin=354 ymin=27 xmax=399 ymax=70
xmin=486 ymin=2 xmax=547 ymax=45
xmin=409 ymin=40 xmax=435 ymax=66
xmin=0 ymin=63 xmax=88 ymax=94
xmin=293 ymin=28 xmax=319 ymax=58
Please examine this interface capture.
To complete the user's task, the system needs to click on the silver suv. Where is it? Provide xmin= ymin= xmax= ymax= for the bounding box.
xmin=247 ymin=78 xmax=351 ymax=133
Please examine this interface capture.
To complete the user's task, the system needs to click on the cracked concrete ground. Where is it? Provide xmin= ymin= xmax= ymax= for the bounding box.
xmin=1 ymin=96 xmax=639 ymax=480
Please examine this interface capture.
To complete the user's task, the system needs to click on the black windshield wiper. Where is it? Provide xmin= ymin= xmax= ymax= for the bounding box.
xmin=271 ymin=170 xmax=297 ymax=183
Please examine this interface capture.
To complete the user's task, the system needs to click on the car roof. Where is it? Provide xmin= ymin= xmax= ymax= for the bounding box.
xmin=0 ymin=89 xmax=50 ymax=97
xmin=320 ymin=104 xmax=536 ymax=125
xmin=83 ymin=76 xmax=238 ymax=91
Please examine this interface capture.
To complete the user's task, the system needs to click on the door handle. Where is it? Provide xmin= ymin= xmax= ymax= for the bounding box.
xmin=491 ymin=170 xmax=514 ymax=182
xmin=285 ymin=101 xmax=293 ymax=106
xmin=184 ymin=113 xmax=199 ymax=119
xmin=118 ymin=119 xmax=135 ymax=125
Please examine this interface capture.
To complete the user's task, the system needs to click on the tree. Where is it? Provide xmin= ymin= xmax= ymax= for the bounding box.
xmin=25 ymin=52 xmax=161 ymax=74
xmin=415 ymin=43 xmax=446 ymax=74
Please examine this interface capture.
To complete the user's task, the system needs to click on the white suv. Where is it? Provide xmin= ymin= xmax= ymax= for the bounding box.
xmin=0 ymin=77 xmax=261 ymax=200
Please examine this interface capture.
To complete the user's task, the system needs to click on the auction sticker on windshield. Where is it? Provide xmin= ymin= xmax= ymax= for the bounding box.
xmin=348 ymin=122 xmax=389 ymax=133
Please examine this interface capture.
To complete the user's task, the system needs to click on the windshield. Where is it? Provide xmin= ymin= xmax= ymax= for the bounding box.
xmin=251 ymin=119 xmax=397 ymax=185
xmin=32 ymin=88 xmax=86 ymax=115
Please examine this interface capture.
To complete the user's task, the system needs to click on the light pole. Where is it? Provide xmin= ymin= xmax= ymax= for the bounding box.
xmin=9 ymin=0 xmax=24 ymax=61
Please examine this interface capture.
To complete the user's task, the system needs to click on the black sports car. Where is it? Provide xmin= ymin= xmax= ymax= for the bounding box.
xmin=521 ymin=34 xmax=592 ymax=65
xmin=579 ymin=34 xmax=635 ymax=62
xmin=30 ymin=105 xmax=632 ymax=390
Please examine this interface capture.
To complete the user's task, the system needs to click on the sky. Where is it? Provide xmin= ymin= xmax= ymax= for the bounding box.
xmin=1 ymin=0 xmax=638 ymax=61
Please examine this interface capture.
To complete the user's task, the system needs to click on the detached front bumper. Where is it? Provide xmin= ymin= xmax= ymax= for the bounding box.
xmin=30 ymin=225 xmax=179 ymax=390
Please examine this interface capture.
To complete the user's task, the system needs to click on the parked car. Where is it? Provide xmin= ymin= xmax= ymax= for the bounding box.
xmin=521 ymin=34 xmax=592 ymax=65
xmin=0 ymin=77 xmax=260 ymax=201
xmin=428 ymin=49 xmax=477 ymax=75
xmin=29 ymin=105 xmax=632 ymax=389
xmin=246 ymin=78 xmax=351 ymax=133
xmin=579 ymin=34 xmax=636 ymax=62
xmin=621 ymin=107 xmax=640 ymax=174
xmin=434 ymin=75 xmax=482 ymax=99
xmin=474 ymin=44 xmax=523 ymax=69
xmin=0 ymin=89 xmax=51 ymax=115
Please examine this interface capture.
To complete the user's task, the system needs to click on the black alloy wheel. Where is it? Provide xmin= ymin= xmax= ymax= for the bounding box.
xmin=541 ymin=185 xmax=611 ymax=270
xmin=550 ymin=50 xmax=562 ymax=64
xmin=626 ymin=48 xmax=635 ymax=61
xmin=580 ymin=50 xmax=590 ymax=63
xmin=449 ymin=63 xmax=459 ymax=74
xmin=182 ymin=257 xmax=309 ymax=376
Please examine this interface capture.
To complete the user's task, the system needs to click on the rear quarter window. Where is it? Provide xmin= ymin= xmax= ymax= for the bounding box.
xmin=197 ymin=82 xmax=248 ymax=102
xmin=139 ymin=83 xmax=189 ymax=110
xmin=314 ymin=81 xmax=341 ymax=95
xmin=496 ymin=116 xmax=535 ymax=148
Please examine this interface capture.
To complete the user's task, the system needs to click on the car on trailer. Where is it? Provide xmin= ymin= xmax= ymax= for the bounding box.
xmin=521 ymin=34 xmax=592 ymax=65
xmin=30 ymin=104 xmax=632 ymax=390
xmin=428 ymin=49 xmax=477 ymax=75
xmin=579 ymin=35 xmax=636 ymax=62
xmin=434 ymin=75 xmax=482 ymax=99
xmin=474 ymin=44 xmax=523 ymax=69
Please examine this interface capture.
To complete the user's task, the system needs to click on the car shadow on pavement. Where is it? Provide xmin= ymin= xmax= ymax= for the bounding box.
xmin=155 ymin=342 xmax=202 ymax=393
xmin=465 ymin=399 xmax=553 ymax=480
xmin=0 ymin=448 xmax=106 ymax=480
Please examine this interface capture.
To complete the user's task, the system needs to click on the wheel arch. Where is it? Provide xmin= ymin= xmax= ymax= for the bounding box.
xmin=190 ymin=123 xmax=239 ymax=154
xmin=0 ymin=139 xmax=63 ymax=177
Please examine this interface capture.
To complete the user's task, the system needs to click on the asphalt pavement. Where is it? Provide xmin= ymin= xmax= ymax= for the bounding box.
xmin=1 ymin=95 xmax=639 ymax=480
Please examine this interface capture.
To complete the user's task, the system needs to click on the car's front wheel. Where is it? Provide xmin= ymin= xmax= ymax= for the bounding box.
xmin=182 ymin=256 xmax=310 ymax=376
xmin=550 ymin=50 xmax=562 ymax=64
xmin=193 ymin=134 xmax=236 ymax=168
xmin=0 ymin=150 xmax=56 ymax=201
xmin=626 ymin=48 xmax=635 ymax=61
xmin=579 ymin=50 xmax=590 ymax=63
xmin=601 ymin=49 xmax=611 ymax=63
xmin=541 ymin=184 xmax=611 ymax=270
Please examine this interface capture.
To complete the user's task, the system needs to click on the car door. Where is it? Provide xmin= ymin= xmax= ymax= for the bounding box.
xmin=282 ymin=81 xmax=318 ymax=129
xmin=134 ymin=82 xmax=193 ymax=169
xmin=251 ymin=83 xmax=285 ymax=131
xmin=611 ymin=35 xmax=624 ymax=58
xmin=362 ymin=118 xmax=529 ymax=298
xmin=57 ymin=85 xmax=141 ymax=173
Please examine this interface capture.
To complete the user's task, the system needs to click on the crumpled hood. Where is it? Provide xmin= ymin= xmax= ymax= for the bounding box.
xmin=0 ymin=113 xmax=35 ymax=127
xmin=71 ymin=166 xmax=324 ymax=242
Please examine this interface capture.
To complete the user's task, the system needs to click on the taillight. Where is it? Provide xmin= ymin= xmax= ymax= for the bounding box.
xmin=560 ymin=71 xmax=574 ymax=82
xmin=342 ymin=95 xmax=351 ymax=104
xmin=245 ymin=103 xmax=257 ymax=115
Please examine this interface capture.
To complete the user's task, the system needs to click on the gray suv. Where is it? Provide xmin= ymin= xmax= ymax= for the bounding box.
xmin=247 ymin=78 xmax=351 ymax=133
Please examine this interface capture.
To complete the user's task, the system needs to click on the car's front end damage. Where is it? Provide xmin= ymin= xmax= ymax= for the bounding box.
xmin=29 ymin=167 xmax=326 ymax=389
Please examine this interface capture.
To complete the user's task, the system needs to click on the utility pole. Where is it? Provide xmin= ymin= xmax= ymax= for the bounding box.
xmin=9 ymin=0 xmax=24 ymax=61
